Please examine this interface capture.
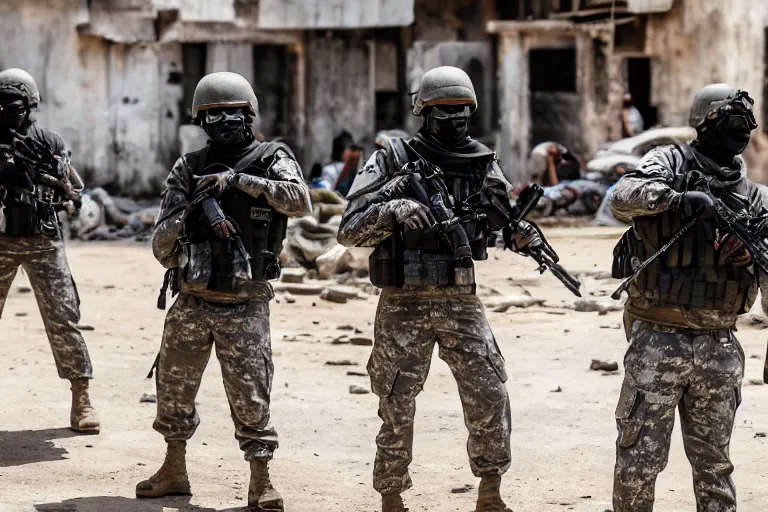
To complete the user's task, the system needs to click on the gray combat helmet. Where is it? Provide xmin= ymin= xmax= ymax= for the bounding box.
xmin=192 ymin=72 xmax=258 ymax=122
xmin=688 ymin=83 xmax=744 ymax=129
xmin=412 ymin=66 xmax=477 ymax=116
xmin=0 ymin=68 xmax=40 ymax=108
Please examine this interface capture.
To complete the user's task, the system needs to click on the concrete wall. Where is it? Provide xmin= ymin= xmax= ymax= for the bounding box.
xmin=305 ymin=33 xmax=375 ymax=167
xmin=646 ymin=1 xmax=768 ymax=181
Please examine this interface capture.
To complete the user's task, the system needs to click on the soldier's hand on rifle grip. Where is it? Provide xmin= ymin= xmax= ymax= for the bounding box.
xmin=194 ymin=170 xmax=236 ymax=197
xmin=508 ymin=220 xmax=544 ymax=253
xmin=678 ymin=191 xmax=715 ymax=220
xmin=404 ymin=206 xmax=436 ymax=231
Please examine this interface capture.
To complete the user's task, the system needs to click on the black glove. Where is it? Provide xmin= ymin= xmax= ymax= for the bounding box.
xmin=678 ymin=191 xmax=715 ymax=220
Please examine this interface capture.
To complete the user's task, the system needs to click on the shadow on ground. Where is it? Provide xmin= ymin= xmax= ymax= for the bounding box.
xmin=35 ymin=496 xmax=252 ymax=512
xmin=0 ymin=428 xmax=78 ymax=467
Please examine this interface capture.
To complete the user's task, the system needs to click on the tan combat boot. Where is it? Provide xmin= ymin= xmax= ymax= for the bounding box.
xmin=475 ymin=475 xmax=512 ymax=512
xmin=382 ymin=493 xmax=408 ymax=512
xmin=136 ymin=440 xmax=192 ymax=498
xmin=69 ymin=378 xmax=100 ymax=434
xmin=248 ymin=460 xmax=284 ymax=511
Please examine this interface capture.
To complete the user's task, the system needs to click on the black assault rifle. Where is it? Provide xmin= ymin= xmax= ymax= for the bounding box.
xmin=365 ymin=157 xmax=581 ymax=296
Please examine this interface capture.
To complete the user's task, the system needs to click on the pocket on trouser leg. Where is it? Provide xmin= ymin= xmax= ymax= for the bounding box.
xmin=487 ymin=335 xmax=508 ymax=383
xmin=615 ymin=380 xmax=645 ymax=448
xmin=367 ymin=355 xmax=399 ymax=398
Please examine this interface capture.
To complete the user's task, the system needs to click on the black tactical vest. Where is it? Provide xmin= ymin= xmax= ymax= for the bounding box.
xmin=181 ymin=143 xmax=288 ymax=293
xmin=369 ymin=139 xmax=491 ymax=290
xmin=612 ymin=146 xmax=759 ymax=315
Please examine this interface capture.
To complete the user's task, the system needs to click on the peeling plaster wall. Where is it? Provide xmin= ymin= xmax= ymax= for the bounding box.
xmin=0 ymin=0 xmax=183 ymax=196
xmin=646 ymin=1 xmax=768 ymax=180
xmin=305 ymin=33 xmax=374 ymax=167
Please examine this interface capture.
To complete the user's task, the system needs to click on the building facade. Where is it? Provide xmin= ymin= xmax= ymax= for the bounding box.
xmin=1 ymin=0 xmax=766 ymax=195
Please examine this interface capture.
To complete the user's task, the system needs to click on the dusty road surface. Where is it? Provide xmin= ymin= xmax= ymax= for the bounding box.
xmin=2 ymin=227 xmax=768 ymax=512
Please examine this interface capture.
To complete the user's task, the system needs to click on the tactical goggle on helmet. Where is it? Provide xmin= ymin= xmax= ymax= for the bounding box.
xmin=705 ymin=90 xmax=758 ymax=131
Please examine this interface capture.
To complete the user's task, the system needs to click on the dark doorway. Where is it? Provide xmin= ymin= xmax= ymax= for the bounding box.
xmin=627 ymin=57 xmax=657 ymax=129
xmin=529 ymin=46 xmax=582 ymax=153
xmin=180 ymin=44 xmax=207 ymax=124
xmin=252 ymin=45 xmax=290 ymax=141
xmin=466 ymin=58 xmax=487 ymax=138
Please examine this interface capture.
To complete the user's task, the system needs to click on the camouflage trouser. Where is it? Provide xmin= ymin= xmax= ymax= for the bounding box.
xmin=369 ymin=289 xmax=511 ymax=495
xmin=153 ymin=293 xmax=278 ymax=461
xmin=0 ymin=235 xmax=92 ymax=380
xmin=613 ymin=320 xmax=744 ymax=512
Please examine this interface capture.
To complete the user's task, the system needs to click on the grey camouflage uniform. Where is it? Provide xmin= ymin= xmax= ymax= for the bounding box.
xmin=0 ymin=125 xmax=91 ymax=381
xmin=152 ymin=147 xmax=310 ymax=460
xmin=338 ymin=150 xmax=513 ymax=495
xmin=610 ymin=145 xmax=760 ymax=512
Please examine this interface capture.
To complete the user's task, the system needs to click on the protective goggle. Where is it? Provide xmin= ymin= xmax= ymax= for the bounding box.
xmin=431 ymin=105 xmax=471 ymax=120
xmin=204 ymin=108 xmax=247 ymax=125
xmin=0 ymin=100 xmax=27 ymax=116
xmin=706 ymin=90 xmax=758 ymax=131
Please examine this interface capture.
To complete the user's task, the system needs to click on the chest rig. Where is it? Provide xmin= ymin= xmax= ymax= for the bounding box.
xmin=369 ymin=138 xmax=490 ymax=290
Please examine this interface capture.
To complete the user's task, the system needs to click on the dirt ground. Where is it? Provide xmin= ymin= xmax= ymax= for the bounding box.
xmin=2 ymin=227 xmax=768 ymax=512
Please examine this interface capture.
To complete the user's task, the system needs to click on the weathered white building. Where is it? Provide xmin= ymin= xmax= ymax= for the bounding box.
xmin=488 ymin=0 xmax=768 ymax=183
xmin=4 ymin=0 xmax=764 ymax=194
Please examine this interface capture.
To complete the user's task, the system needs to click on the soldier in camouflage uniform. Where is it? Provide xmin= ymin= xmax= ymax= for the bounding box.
xmin=339 ymin=66 xmax=551 ymax=512
xmin=610 ymin=84 xmax=764 ymax=512
xmin=136 ymin=72 xmax=310 ymax=511
xmin=0 ymin=68 xmax=99 ymax=434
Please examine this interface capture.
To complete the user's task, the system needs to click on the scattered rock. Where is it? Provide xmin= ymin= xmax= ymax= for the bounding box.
xmin=77 ymin=324 xmax=95 ymax=331
xmin=337 ymin=325 xmax=356 ymax=331
xmin=350 ymin=337 xmax=373 ymax=346
xmin=321 ymin=285 xmax=364 ymax=304
xmin=103 ymin=284 xmax=116 ymax=289
xmin=750 ymin=354 xmax=761 ymax=359
xmin=312 ymin=320 xmax=320 ymax=325
xmin=590 ymin=360 xmax=619 ymax=372
xmin=273 ymin=282 xmax=326 ymax=295
xmin=488 ymin=295 xmax=546 ymax=312
xmin=576 ymin=270 xmax=614 ymax=280
xmin=451 ymin=484 xmax=474 ymax=494
xmin=17 ymin=286 xmax=31 ymax=293
xmin=14 ymin=312 xmax=27 ymax=317
xmin=280 ymin=268 xmax=307 ymax=284
xmin=282 ymin=292 xmax=296 ymax=304
xmin=746 ymin=379 xmax=764 ymax=386
xmin=325 ymin=360 xmax=358 ymax=366
xmin=331 ymin=335 xmax=351 ymax=345
xmin=550 ymin=386 xmax=562 ymax=393
xmin=349 ymin=385 xmax=370 ymax=395
xmin=573 ymin=299 xmax=623 ymax=314
xmin=317 ymin=244 xmax=355 ymax=280
xmin=85 ymin=444 xmax=93 ymax=448
xmin=347 ymin=371 xmax=368 ymax=377
xmin=755 ymin=432 xmax=767 ymax=438
xmin=738 ymin=314 xmax=768 ymax=329
xmin=140 ymin=393 xmax=157 ymax=403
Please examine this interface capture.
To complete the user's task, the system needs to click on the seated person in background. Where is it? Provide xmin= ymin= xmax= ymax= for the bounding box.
xmin=621 ymin=93 xmax=645 ymax=138
xmin=540 ymin=143 xmax=584 ymax=186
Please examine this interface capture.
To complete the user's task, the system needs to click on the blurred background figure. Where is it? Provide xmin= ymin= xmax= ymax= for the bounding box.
xmin=621 ymin=93 xmax=645 ymax=138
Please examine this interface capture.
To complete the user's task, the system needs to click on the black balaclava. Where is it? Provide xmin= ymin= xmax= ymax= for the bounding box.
xmin=696 ymin=91 xmax=757 ymax=165
xmin=202 ymin=107 xmax=253 ymax=146
xmin=0 ymin=94 xmax=30 ymax=143
xmin=423 ymin=104 xmax=471 ymax=147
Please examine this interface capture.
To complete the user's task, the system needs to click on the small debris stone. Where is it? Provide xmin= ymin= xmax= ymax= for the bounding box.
xmin=350 ymin=337 xmax=373 ymax=346
xmin=85 ymin=444 xmax=93 ymax=448
xmin=325 ymin=360 xmax=358 ymax=366
xmin=282 ymin=292 xmax=296 ymax=304
xmin=750 ymin=354 xmax=761 ymax=359
xmin=17 ymin=286 xmax=32 ymax=293
xmin=140 ymin=393 xmax=157 ymax=403
xmin=590 ymin=360 xmax=619 ymax=372
xmin=451 ymin=484 xmax=474 ymax=494
xmin=746 ymin=379 xmax=764 ymax=386
xmin=280 ymin=268 xmax=307 ymax=284
xmin=755 ymin=432 xmax=767 ymax=438
xmin=15 ymin=312 xmax=27 ymax=317
xmin=331 ymin=335 xmax=351 ymax=345
xmin=337 ymin=325 xmax=356 ymax=331
xmin=321 ymin=286 xmax=364 ymax=304
xmin=347 ymin=371 xmax=368 ymax=377
xmin=77 ymin=324 xmax=95 ymax=331
xmin=349 ymin=385 xmax=370 ymax=395
xmin=550 ymin=386 xmax=562 ymax=393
